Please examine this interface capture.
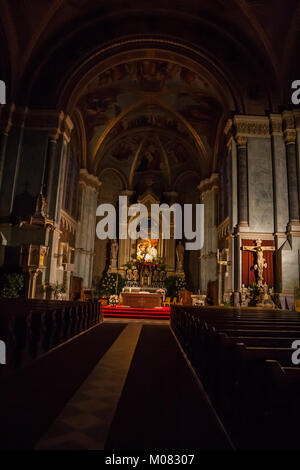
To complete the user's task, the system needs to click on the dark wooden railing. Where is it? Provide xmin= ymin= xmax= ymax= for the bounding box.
xmin=0 ymin=299 xmax=102 ymax=378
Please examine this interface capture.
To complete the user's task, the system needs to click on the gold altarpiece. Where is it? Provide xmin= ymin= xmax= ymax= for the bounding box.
xmin=116 ymin=191 xmax=176 ymax=275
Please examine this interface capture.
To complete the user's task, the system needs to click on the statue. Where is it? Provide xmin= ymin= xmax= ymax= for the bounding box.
xmin=0 ymin=232 xmax=7 ymax=246
xmin=240 ymin=284 xmax=248 ymax=307
xmin=257 ymin=282 xmax=275 ymax=309
xmin=176 ymin=241 xmax=185 ymax=272
xmin=111 ymin=239 xmax=118 ymax=259
xmin=242 ymin=239 xmax=275 ymax=287
xmin=34 ymin=191 xmax=48 ymax=219
xmin=110 ymin=239 xmax=119 ymax=270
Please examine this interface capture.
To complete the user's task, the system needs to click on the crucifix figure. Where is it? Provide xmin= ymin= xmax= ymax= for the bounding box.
xmin=242 ymin=239 xmax=275 ymax=286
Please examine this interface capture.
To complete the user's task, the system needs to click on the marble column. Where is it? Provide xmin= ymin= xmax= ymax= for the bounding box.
xmin=284 ymin=129 xmax=299 ymax=224
xmin=236 ymin=136 xmax=249 ymax=227
xmin=74 ymin=169 xmax=101 ymax=288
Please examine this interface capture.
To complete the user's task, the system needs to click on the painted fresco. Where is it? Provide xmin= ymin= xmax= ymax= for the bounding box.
xmin=78 ymin=59 xmax=220 ymax=157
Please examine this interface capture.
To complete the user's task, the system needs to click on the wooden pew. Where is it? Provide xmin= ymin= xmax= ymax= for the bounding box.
xmin=0 ymin=300 xmax=102 ymax=379
xmin=170 ymin=305 xmax=300 ymax=449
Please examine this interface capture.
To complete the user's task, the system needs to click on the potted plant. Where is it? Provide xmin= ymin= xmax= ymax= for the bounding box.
xmin=0 ymin=272 xmax=24 ymax=298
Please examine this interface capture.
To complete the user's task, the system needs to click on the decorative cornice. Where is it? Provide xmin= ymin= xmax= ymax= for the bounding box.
xmin=60 ymin=209 xmax=77 ymax=235
xmin=25 ymin=110 xmax=64 ymax=139
xmin=233 ymin=115 xmax=270 ymax=138
xmin=293 ymin=110 xmax=300 ymax=131
xmin=198 ymin=173 xmax=219 ymax=194
xmin=282 ymin=110 xmax=295 ymax=131
xmin=22 ymin=110 xmax=74 ymax=141
xmin=269 ymin=114 xmax=283 ymax=136
xmin=78 ymin=168 xmax=102 ymax=191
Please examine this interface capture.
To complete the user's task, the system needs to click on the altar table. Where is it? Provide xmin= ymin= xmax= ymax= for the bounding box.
xmin=121 ymin=292 xmax=163 ymax=309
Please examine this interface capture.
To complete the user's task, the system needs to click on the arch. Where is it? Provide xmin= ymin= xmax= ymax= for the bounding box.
xmin=98 ymin=167 xmax=128 ymax=192
xmin=91 ymin=96 xmax=210 ymax=173
xmin=62 ymin=43 xmax=241 ymax=114
xmin=173 ymin=170 xmax=201 ymax=193
xmin=72 ymin=107 xmax=88 ymax=169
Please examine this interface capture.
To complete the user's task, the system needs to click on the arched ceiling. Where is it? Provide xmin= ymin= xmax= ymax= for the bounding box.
xmin=74 ymin=57 xmax=223 ymax=179
xmin=1 ymin=0 xmax=300 ymax=184
xmin=1 ymin=0 xmax=298 ymax=108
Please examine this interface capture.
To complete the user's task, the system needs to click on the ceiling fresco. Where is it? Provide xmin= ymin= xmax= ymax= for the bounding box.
xmin=77 ymin=59 xmax=223 ymax=180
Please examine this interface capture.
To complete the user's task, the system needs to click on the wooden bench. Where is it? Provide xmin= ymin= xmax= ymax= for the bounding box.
xmin=0 ymin=299 xmax=102 ymax=379
xmin=171 ymin=305 xmax=300 ymax=449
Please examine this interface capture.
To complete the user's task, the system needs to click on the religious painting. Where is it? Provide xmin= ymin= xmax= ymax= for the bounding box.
xmin=110 ymin=139 xmax=138 ymax=162
xmin=77 ymin=58 xmax=217 ymax=156
xmin=126 ymin=268 xmax=134 ymax=282
xmin=81 ymin=89 xmax=121 ymax=129
xmin=136 ymin=144 xmax=162 ymax=172
xmin=136 ymin=239 xmax=158 ymax=263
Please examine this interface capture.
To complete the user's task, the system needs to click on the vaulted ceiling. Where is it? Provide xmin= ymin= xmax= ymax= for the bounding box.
xmin=0 ymin=0 xmax=299 ymax=182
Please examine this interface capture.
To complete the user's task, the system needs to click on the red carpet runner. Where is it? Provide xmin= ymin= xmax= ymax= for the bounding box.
xmin=102 ymin=306 xmax=171 ymax=320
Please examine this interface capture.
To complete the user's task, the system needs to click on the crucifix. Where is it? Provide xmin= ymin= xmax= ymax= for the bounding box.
xmin=242 ymin=239 xmax=275 ymax=286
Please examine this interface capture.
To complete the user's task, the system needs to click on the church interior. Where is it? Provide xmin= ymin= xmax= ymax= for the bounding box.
xmin=0 ymin=0 xmax=300 ymax=452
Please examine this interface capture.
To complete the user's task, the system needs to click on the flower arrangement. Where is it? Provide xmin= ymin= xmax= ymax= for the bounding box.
xmin=109 ymin=294 xmax=120 ymax=306
xmin=176 ymin=276 xmax=187 ymax=293
xmin=97 ymin=272 xmax=125 ymax=297
xmin=156 ymin=288 xmax=166 ymax=294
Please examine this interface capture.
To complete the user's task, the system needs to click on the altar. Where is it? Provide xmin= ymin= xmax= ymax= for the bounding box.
xmin=121 ymin=292 xmax=163 ymax=309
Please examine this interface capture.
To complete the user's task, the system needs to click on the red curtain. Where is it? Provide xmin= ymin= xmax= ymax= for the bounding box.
xmin=242 ymin=239 xmax=274 ymax=287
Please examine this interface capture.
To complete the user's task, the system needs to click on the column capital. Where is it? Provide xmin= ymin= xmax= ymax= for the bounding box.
xmin=236 ymin=136 xmax=248 ymax=148
xmin=269 ymin=114 xmax=283 ymax=136
xmin=24 ymin=109 xmax=74 ymax=142
xmin=233 ymin=115 xmax=270 ymax=139
xmin=198 ymin=173 xmax=219 ymax=194
xmin=78 ymin=168 xmax=101 ymax=192
xmin=284 ymin=129 xmax=297 ymax=145
xmin=282 ymin=110 xmax=295 ymax=131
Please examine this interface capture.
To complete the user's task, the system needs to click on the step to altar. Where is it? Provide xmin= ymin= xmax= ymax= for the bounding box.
xmin=102 ymin=306 xmax=171 ymax=320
